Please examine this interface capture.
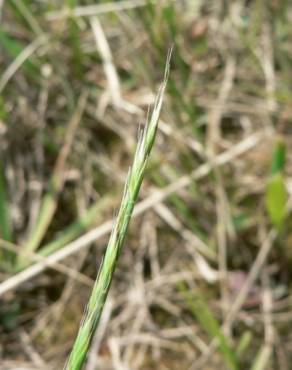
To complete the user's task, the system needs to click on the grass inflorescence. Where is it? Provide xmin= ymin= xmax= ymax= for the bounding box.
xmin=65 ymin=51 xmax=171 ymax=370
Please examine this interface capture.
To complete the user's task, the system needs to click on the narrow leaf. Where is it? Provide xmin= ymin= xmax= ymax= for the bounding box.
xmin=180 ymin=284 xmax=239 ymax=370
xmin=271 ymin=137 xmax=286 ymax=175
xmin=266 ymin=173 xmax=287 ymax=228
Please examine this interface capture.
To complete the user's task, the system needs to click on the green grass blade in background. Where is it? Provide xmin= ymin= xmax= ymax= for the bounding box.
xmin=0 ymin=163 xmax=13 ymax=266
xmin=265 ymin=137 xmax=287 ymax=229
xmin=38 ymin=196 xmax=112 ymax=258
xmin=266 ymin=173 xmax=287 ymax=229
xmin=65 ymin=51 xmax=171 ymax=370
xmin=236 ymin=331 xmax=252 ymax=359
xmin=180 ymin=283 xmax=239 ymax=370
xmin=17 ymin=92 xmax=88 ymax=269
xmin=0 ymin=29 xmax=38 ymax=76
xmin=0 ymin=164 xmax=12 ymax=243
xmin=270 ymin=137 xmax=286 ymax=175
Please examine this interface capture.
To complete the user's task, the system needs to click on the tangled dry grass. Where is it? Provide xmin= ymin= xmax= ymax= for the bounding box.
xmin=0 ymin=1 xmax=292 ymax=369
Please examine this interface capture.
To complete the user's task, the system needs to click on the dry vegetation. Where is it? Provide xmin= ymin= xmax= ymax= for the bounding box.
xmin=0 ymin=1 xmax=292 ymax=369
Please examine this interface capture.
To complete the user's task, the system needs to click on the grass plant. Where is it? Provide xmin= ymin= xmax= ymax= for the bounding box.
xmin=65 ymin=51 xmax=171 ymax=370
xmin=1 ymin=2 xmax=292 ymax=369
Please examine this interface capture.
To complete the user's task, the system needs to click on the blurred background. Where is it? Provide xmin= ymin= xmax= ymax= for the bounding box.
xmin=0 ymin=1 xmax=292 ymax=369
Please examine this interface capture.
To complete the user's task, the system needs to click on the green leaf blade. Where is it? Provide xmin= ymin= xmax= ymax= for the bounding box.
xmin=266 ymin=173 xmax=287 ymax=229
